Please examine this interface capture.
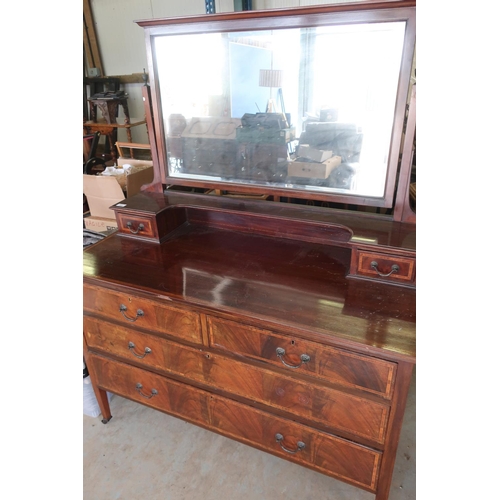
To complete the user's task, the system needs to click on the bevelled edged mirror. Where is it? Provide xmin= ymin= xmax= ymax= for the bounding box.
xmin=137 ymin=2 xmax=416 ymax=209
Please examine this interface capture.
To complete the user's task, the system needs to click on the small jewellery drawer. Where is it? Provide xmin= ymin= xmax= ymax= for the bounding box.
xmin=89 ymin=354 xmax=382 ymax=492
xmin=114 ymin=213 xmax=157 ymax=240
xmin=208 ymin=317 xmax=396 ymax=399
xmin=355 ymin=251 xmax=415 ymax=285
xmin=84 ymin=317 xmax=389 ymax=444
xmin=83 ymin=284 xmax=202 ymax=345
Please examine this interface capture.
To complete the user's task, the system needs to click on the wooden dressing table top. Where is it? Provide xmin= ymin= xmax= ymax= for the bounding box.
xmin=84 ymin=194 xmax=415 ymax=362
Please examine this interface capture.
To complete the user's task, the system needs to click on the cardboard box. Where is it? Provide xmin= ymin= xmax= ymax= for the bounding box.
xmin=83 ymin=165 xmax=154 ymax=219
xmin=116 ymin=157 xmax=153 ymax=168
xmin=297 ymin=144 xmax=333 ymax=163
xmin=287 ymin=155 xmax=342 ymax=179
xmin=83 ymin=215 xmax=118 ymax=233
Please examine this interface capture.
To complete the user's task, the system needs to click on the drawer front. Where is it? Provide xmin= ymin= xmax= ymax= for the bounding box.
xmin=211 ymin=389 xmax=381 ymax=492
xmin=90 ymin=354 xmax=381 ymax=492
xmin=84 ymin=317 xmax=389 ymax=444
xmin=85 ymin=316 xmax=174 ymax=368
xmin=83 ymin=284 xmax=202 ymax=345
xmin=208 ymin=317 xmax=396 ymax=399
xmin=357 ymin=251 xmax=415 ymax=284
xmin=115 ymin=213 xmax=157 ymax=239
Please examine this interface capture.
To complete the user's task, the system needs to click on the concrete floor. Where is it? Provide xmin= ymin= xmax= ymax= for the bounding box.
xmin=83 ymin=370 xmax=415 ymax=500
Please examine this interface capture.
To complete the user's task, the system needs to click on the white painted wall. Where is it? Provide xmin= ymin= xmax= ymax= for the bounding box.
xmin=88 ymin=0 xmax=355 ymax=144
xmin=89 ymin=0 xmax=200 ymax=143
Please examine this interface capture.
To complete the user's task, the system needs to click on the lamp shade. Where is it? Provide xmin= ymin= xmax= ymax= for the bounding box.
xmin=259 ymin=69 xmax=283 ymax=88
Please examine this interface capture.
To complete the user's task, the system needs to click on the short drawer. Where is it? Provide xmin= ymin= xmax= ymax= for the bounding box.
xmin=84 ymin=316 xmax=174 ymax=367
xmin=84 ymin=317 xmax=389 ymax=444
xmin=90 ymin=354 xmax=382 ymax=492
xmin=208 ymin=317 xmax=396 ymax=399
xmin=114 ymin=213 xmax=158 ymax=240
xmin=83 ymin=284 xmax=202 ymax=345
xmin=355 ymin=251 xmax=415 ymax=285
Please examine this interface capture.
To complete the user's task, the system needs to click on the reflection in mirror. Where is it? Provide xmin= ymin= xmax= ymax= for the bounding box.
xmin=154 ymin=20 xmax=407 ymax=199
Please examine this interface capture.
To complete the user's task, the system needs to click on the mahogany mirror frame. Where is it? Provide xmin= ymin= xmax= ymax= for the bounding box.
xmin=136 ymin=1 xmax=416 ymax=221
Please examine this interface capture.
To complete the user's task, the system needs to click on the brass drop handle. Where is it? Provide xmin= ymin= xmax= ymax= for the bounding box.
xmin=276 ymin=347 xmax=310 ymax=369
xmin=126 ymin=221 xmax=145 ymax=234
xmin=370 ymin=261 xmax=400 ymax=277
xmin=119 ymin=304 xmax=144 ymax=322
xmin=275 ymin=433 xmax=306 ymax=454
xmin=128 ymin=341 xmax=151 ymax=359
xmin=135 ymin=383 xmax=158 ymax=399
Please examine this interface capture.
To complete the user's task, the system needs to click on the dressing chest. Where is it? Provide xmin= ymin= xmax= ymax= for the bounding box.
xmin=84 ymin=3 xmax=416 ymax=499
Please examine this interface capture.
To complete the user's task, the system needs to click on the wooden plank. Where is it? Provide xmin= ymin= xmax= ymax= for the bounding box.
xmin=83 ymin=29 xmax=93 ymax=74
xmin=83 ymin=0 xmax=103 ymax=75
xmin=83 ymin=74 xmax=149 ymax=85
xmin=107 ymin=73 xmax=149 ymax=84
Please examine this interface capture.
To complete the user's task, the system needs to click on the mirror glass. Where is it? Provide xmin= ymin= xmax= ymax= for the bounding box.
xmin=153 ymin=20 xmax=407 ymax=199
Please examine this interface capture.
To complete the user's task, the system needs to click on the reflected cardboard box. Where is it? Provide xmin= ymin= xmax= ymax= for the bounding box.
xmin=287 ymin=155 xmax=341 ymax=179
xmin=297 ymin=144 xmax=333 ymax=163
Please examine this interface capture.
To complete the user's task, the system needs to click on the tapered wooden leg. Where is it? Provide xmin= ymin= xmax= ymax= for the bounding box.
xmin=89 ymin=374 xmax=112 ymax=424
xmin=375 ymin=361 xmax=414 ymax=500
xmin=83 ymin=336 xmax=112 ymax=424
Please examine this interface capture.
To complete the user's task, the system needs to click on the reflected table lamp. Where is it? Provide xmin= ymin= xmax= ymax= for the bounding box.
xmin=259 ymin=69 xmax=283 ymax=113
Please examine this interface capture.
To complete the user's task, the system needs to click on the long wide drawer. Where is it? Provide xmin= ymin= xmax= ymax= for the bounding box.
xmin=84 ymin=317 xmax=389 ymax=444
xmin=83 ymin=284 xmax=202 ymax=345
xmin=89 ymin=353 xmax=382 ymax=492
xmin=208 ymin=316 xmax=396 ymax=399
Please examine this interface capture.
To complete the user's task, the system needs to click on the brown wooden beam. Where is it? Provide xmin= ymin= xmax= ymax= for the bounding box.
xmin=83 ymin=73 xmax=149 ymax=86
xmin=107 ymin=73 xmax=149 ymax=84
xmin=83 ymin=0 xmax=103 ymax=75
